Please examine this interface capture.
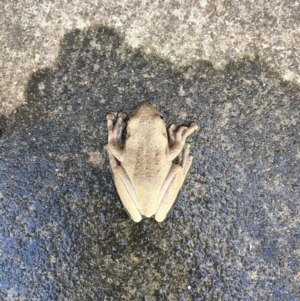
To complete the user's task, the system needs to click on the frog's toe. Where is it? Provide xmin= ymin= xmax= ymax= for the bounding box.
xmin=118 ymin=112 xmax=127 ymax=120
xmin=190 ymin=123 xmax=199 ymax=130
xmin=107 ymin=113 xmax=117 ymax=121
xmin=168 ymin=124 xmax=176 ymax=131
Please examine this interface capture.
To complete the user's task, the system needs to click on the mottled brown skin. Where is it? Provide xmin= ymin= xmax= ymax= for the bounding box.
xmin=106 ymin=102 xmax=198 ymax=222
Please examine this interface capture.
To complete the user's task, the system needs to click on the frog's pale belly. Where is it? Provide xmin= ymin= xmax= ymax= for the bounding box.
xmin=123 ymin=141 xmax=172 ymax=217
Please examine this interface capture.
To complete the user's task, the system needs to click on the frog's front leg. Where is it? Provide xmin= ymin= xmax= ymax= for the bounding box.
xmin=106 ymin=112 xmax=127 ymax=161
xmin=167 ymin=123 xmax=198 ymax=161
xmin=155 ymin=144 xmax=194 ymax=222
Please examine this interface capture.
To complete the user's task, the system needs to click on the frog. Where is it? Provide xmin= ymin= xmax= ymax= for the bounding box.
xmin=106 ymin=102 xmax=198 ymax=222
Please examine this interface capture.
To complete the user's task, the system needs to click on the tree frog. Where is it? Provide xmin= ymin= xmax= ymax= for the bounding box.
xmin=106 ymin=102 xmax=198 ymax=222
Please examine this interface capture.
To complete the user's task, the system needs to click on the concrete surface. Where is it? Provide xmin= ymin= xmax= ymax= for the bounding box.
xmin=1 ymin=1 xmax=300 ymax=116
xmin=0 ymin=1 xmax=300 ymax=301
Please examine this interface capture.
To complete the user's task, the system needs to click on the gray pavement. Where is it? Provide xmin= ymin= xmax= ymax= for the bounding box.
xmin=1 ymin=1 xmax=300 ymax=116
xmin=0 ymin=26 xmax=299 ymax=300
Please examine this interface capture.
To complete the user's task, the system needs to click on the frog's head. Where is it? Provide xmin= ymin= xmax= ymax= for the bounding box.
xmin=127 ymin=102 xmax=166 ymax=133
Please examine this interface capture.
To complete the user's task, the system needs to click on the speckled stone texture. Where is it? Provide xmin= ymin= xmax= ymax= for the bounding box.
xmin=0 ymin=27 xmax=299 ymax=301
xmin=1 ymin=0 xmax=300 ymax=116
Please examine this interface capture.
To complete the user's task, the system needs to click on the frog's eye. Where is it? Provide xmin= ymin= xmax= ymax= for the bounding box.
xmin=159 ymin=115 xmax=164 ymax=120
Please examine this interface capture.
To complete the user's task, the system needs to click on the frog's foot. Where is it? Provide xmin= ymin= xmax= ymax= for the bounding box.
xmin=174 ymin=123 xmax=198 ymax=142
xmin=106 ymin=112 xmax=127 ymax=144
xmin=168 ymin=123 xmax=198 ymax=145
xmin=178 ymin=143 xmax=193 ymax=177
xmin=167 ymin=123 xmax=198 ymax=161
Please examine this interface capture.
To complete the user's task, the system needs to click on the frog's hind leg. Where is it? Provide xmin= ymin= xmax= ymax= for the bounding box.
xmin=155 ymin=144 xmax=193 ymax=222
xmin=107 ymin=149 xmax=142 ymax=223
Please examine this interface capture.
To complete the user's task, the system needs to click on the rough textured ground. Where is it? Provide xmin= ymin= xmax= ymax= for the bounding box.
xmin=1 ymin=0 xmax=300 ymax=116
xmin=0 ymin=27 xmax=299 ymax=301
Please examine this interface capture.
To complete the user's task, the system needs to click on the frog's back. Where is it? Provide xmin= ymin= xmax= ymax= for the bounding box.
xmin=122 ymin=130 xmax=172 ymax=217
